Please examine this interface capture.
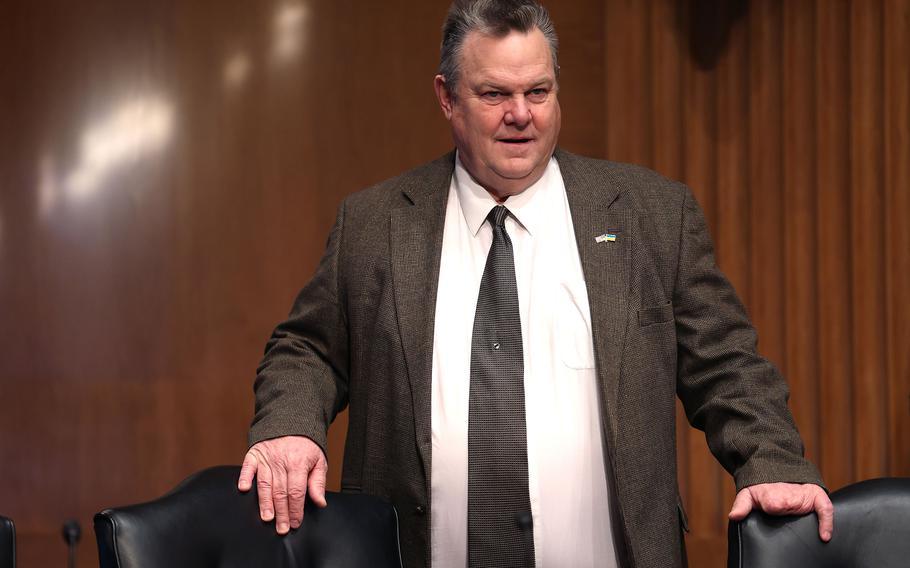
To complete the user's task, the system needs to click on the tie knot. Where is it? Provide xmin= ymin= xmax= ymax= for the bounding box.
xmin=487 ymin=205 xmax=510 ymax=229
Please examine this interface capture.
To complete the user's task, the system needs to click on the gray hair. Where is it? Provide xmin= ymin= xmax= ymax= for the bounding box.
xmin=439 ymin=0 xmax=559 ymax=95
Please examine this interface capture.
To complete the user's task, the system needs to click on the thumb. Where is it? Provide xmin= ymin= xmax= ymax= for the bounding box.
xmin=728 ymin=488 xmax=755 ymax=520
xmin=308 ymin=457 xmax=328 ymax=508
xmin=237 ymin=451 xmax=259 ymax=492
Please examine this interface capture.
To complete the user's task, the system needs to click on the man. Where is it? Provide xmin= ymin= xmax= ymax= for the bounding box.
xmin=238 ymin=1 xmax=833 ymax=566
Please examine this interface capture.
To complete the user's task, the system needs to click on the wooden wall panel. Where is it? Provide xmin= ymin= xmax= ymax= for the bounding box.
xmin=747 ymin=0 xmax=786 ymax=392
xmin=605 ymin=0 xmax=652 ymax=165
xmin=713 ymin=2 xmax=750 ymax=304
xmin=815 ymin=0 xmax=856 ymax=491
xmin=547 ymin=0 xmax=607 ymax=156
xmin=884 ymin=0 xmax=910 ymax=478
xmin=1 ymin=1 xmax=907 ymax=567
xmin=849 ymin=0 xmax=890 ymax=480
xmin=782 ymin=0 xmax=820 ymax=464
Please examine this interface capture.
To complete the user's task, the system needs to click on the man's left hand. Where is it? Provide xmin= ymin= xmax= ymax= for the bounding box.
xmin=728 ymin=482 xmax=833 ymax=542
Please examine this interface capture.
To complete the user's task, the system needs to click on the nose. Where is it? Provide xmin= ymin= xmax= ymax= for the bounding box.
xmin=503 ymin=95 xmax=532 ymax=127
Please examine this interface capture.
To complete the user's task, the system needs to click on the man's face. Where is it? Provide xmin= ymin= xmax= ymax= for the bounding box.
xmin=435 ymin=28 xmax=561 ymax=199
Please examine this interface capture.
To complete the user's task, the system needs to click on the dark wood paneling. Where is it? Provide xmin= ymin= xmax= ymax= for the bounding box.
xmin=713 ymin=1 xmax=750 ymax=305
xmin=849 ymin=0 xmax=889 ymax=480
xmin=782 ymin=0 xmax=820 ymax=465
xmin=1 ymin=1 xmax=907 ymax=567
xmin=884 ymin=0 xmax=910 ymax=478
xmin=605 ymin=0 xmax=652 ymax=165
xmin=548 ymin=0 xmax=608 ymax=157
xmin=815 ymin=0 xmax=856 ymax=492
xmin=747 ymin=0 xmax=786 ymax=387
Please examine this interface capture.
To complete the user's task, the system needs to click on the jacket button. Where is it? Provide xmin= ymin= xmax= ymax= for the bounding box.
xmin=415 ymin=505 xmax=426 ymax=515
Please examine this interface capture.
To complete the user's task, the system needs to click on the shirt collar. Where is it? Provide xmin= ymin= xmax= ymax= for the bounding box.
xmin=453 ymin=151 xmax=556 ymax=237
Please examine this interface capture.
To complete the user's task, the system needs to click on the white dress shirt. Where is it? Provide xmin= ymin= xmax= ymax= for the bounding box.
xmin=430 ymin=154 xmax=617 ymax=567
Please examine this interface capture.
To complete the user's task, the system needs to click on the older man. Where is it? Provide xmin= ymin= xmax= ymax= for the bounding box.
xmin=238 ymin=1 xmax=832 ymax=566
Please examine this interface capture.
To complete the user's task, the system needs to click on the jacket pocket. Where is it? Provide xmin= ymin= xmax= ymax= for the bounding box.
xmin=638 ymin=301 xmax=674 ymax=327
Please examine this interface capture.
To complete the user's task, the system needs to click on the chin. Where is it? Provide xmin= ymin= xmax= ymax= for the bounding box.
xmin=494 ymin=160 xmax=544 ymax=180
xmin=491 ymin=168 xmax=534 ymax=182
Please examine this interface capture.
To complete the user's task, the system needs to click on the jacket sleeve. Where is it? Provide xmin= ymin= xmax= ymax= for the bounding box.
xmin=248 ymin=201 xmax=350 ymax=456
xmin=672 ymin=187 xmax=824 ymax=491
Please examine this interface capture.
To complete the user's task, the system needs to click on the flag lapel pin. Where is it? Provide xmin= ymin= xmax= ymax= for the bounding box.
xmin=595 ymin=233 xmax=617 ymax=243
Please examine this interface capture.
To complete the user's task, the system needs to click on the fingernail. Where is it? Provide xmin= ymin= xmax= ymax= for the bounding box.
xmin=262 ymin=509 xmax=273 ymax=521
xmin=823 ymin=531 xmax=831 ymax=540
xmin=290 ymin=520 xmax=300 ymax=529
xmin=277 ymin=522 xmax=289 ymax=533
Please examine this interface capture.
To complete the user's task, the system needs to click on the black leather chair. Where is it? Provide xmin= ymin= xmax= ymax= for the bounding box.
xmin=728 ymin=477 xmax=910 ymax=567
xmin=0 ymin=516 xmax=14 ymax=568
xmin=94 ymin=465 xmax=402 ymax=568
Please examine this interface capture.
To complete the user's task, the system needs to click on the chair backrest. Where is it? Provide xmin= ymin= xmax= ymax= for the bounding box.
xmin=728 ymin=477 xmax=910 ymax=568
xmin=94 ymin=465 xmax=402 ymax=568
xmin=0 ymin=516 xmax=14 ymax=568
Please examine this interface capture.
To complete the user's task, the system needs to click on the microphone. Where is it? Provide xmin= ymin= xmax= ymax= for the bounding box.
xmin=62 ymin=519 xmax=81 ymax=568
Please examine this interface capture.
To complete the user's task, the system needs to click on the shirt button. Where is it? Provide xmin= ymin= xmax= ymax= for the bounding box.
xmin=415 ymin=505 xmax=426 ymax=515
xmin=492 ymin=342 xmax=501 ymax=350
xmin=515 ymin=512 xmax=533 ymax=531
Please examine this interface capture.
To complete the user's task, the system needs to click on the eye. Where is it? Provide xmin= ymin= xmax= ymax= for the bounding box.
xmin=481 ymin=91 xmax=504 ymax=101
xmin=526 ymin=88 xmax=549 ymax=103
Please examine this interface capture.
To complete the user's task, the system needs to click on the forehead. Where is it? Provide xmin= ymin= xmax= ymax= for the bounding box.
xmin=458 ymin=28 xmax=555 ymax=87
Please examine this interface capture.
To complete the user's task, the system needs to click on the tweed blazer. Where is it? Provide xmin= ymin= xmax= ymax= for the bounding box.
xmin=249 ymin=149 xmax=823 ymax=568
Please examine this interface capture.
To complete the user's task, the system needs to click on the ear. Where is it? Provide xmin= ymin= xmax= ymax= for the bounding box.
xmin=433 ymin=74 xmax=454 ymax=120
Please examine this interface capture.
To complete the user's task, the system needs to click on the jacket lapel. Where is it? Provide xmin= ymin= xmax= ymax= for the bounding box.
xmin=557 ymin=149 xmax=632 ymax=450
xmin=389 ymin=152 xmax=454 ymax=483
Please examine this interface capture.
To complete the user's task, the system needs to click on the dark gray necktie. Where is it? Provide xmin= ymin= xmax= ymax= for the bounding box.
xmin=468 ymin=205 xmax=535 ymax=568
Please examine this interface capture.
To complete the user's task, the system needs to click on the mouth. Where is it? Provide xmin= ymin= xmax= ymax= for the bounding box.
xmin=497 ymin=137 xmax=534 ymax=145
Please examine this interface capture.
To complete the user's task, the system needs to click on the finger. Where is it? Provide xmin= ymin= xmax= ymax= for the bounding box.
xmin=271 ymin=464 xmax=291 ymax=534
xmin=308 ymin=457 xmax=328 ymax=508
xmin=762 ymin=490 xmax=809 ymax=515
xmin=256 ymin=460 xmax=275 ymax=522
xmin=728 ymin=488 xmax=754 ymax=520
xmin=814 ymin=492 xmax=834 ymax=542
xmin=286 ymin=466 xmax=307 ymax=529
xmin=238 ymin=451 xmax=259 ymax=491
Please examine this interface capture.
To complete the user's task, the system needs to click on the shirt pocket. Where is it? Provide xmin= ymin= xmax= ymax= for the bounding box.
xmin=555 ymin=285 xmax=596 ymax=369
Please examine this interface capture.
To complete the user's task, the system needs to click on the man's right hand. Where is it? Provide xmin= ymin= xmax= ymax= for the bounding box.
xmin=237 ymin=435 xmax=328 ymax=534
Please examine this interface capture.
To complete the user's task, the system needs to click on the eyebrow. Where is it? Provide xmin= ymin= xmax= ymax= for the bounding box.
xmin=474 ymin=78 xmax=554 ymax=92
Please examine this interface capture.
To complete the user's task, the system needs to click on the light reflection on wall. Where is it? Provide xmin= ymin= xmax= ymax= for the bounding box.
xmin=223 ymin=51 xmax=252 ymax=89
xmin=38 ymin=154 xmax=59 ymax=217
xmin=220 ymin=1 xmax=308 ymax=92
xmin=65 ymin=95 xmax=175 ymax=199
xmin=272 ymin=2 xmax=308 ymax=65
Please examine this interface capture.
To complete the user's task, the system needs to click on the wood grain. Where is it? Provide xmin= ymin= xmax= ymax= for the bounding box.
xmin=782 ymin=0 xmax=820 ymax=465
xmin=814 ymin=0 xmax=855 ymax=492
xmin=849 ymin=0 xmax=889 ymax=480
xmin=1 ymin=1 xmax=907 ymax=567
xmin=605 ymin=0 xmax=652 ymax=164
xmin=884 ymin=0 xmax=910 ymax=477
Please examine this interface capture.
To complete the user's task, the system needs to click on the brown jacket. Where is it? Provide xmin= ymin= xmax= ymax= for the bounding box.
xmin=249 ymin=149 xmax=823 ymax=568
